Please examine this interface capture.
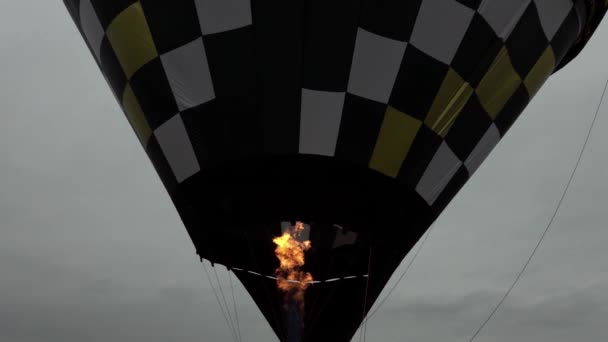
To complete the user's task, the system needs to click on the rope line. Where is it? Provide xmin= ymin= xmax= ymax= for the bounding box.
xmin=468 ymin=75 xmax=608 ymax=342
xmin=228 ymin=270 xmax=242 ymax=342
xmin=231 ymin=267 xmax=368 ymax=284
xmin=363 ymin=247 xmax=373 ymax=342
xmin=213 ymin=265 xmax=238 ymax=341
xmin=362 ymin=224 xmax=434 ymax=324
xmin=202 ymin=262 xmax=238 ymax=342
xmin=359 ymin=246 xmax=373 ymax=342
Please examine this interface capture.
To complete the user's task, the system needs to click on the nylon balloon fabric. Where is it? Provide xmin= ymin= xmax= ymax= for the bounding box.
xmin=63 ymin=1 xmax=607 ymax=341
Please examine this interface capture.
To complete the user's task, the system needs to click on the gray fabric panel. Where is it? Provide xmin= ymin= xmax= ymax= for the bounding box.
xmin=161 ymin=38 xmax=215 ymax=111
xmin=280 ymin=221 xmax=292 ymax=232
xmin=299 ymin=89 xmax=345 ymax=157
xmin=533 ymin=0 xmax=573 ymax=40
xmin=465 ymin=124 xmax=500 ymax=175
xmin=416 ymin=142 xmax=463 ymax=205
xmin=332 ymin=231 xmax=358 ymax=249
xmin=409 ymin=0 xmax=475 ymax=64
xmin=79 ymin=0 xmax=104 ymax=61
xmin=478 ymin=0 xmax=531 ymax=39
xmin=155 ymin=114 xmax=201 ymax=183
xmin=347 ymin=29 xmax=407 ymax=103
xmin=195 ymin=0 xmax=252 ymax=35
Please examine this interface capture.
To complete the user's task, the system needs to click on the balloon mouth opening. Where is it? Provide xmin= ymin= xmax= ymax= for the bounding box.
xmin=179 ymin=154 xmax=434 ymax=276
xmin=175 ymin=155 xmax=433 ymax=342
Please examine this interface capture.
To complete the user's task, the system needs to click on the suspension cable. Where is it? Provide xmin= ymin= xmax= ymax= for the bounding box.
xmin=202 ymin=261 xmax=239 ymax=342
xmin=364 ymin=224 xmax=435 ymax=323
xmin=228 ymin=270 xmax=242 ymax=342
xmin=213 ymin=265 xmax=239 ymax=341
xmin=359 ymin=246 xmax=373 ymax=342
xmin=468 ymin=76 xmax=608 ymax=342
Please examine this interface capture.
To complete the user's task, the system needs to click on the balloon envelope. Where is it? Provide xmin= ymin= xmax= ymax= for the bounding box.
xmin=63 ymin=1 xmax=606 ymax=341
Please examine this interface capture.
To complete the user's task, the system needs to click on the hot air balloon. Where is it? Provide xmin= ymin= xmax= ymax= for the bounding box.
xmin=63 ymin=1 xmax=607 ymax=341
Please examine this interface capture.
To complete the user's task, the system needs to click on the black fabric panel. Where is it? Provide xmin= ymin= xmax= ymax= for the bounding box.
xmin=454 ymin=0 xmax=482 ymax=10
xmin=90 ymin=0 xmax=137 ymax=28
xmin=175 ymin=155 xmax=433 ymax=244
xmin=359 ymin=0 xmax=422 ymax=42
xmin=250 ymin=1 xmax=304 ymax=155
xmin=451 ymin=13 xmax=501 ymax=87
xmin=556 ymin=0 xmax=607 ymax=71
xmin=335 ymin=94 xmax=386 ymax=166
xmin=389 ymin=45 xmax=449 ymax=120
xmin=574 ymin=0 xmax=588 ymax=31
xmin=99 ymin=37 xmax=128 ymax=100
xmin=180 ymin=97 xmax=262 ymax=169
xmin=494 ymin=84 xmax=530 ymax=136
xmin=140 ymin=0 xmax=202 ymax=54
xmin=506 ymin=4 xmax=549 ymax=78
xmin=397 ymin=125 xmax=443 ymax=187
xmin=179 ymin=102 xmax=214 ymax=169
xmin=445 ymin=95 xmax=493 ymax=161
xmin=204 ymin=26 xmax=255 ymax=98
xmin=63 ymin=0 xmax=81 ymax=25
xmin=146 ymin=134 xmax=178 ymax=194
xmin=300 ymin=0 xmax=362 ymax=91
xmin=233 ymin=92 xmax=267 ymax=162
xmin=551 ymin=9 xmax=581 ymax=66
xmin=129 ymin=58 xmax=179 ymax=129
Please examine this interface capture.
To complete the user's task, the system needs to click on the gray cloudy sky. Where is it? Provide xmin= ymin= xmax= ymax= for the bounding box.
xmin=1 ymin=2 xmax=608 ymax=342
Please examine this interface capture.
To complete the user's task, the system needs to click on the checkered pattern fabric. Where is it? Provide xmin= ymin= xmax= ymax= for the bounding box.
xmin=64 ymin=0 xmax=600 ymax=212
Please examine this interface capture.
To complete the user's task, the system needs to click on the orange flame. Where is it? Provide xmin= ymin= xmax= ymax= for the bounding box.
xmin=273 ymin=222 xmax=313 ymax=306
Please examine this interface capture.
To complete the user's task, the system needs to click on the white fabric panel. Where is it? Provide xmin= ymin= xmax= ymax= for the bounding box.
xmin=478 ymin=0 xmax=531 ymax=39
xmin=409 ymin=0 xmax=475 ymax=64
xmin=161 ymin=38 xmax=215 ymax=111
xmin=465 ymin=124 xmax=500 ymax=175
xmin=416 ymin=142 xmax=462 ymax=205
xmin=347 ymin=29 xmax=407 ymax=103
xmin=534 ymin=0 xmax=573 ymax=40
xmin=195 ymin=0 xmax=252 ymax=35
xmin=79 ymin=0 xmax=104 ymax=61
xmin=299 ymin=89 xmax=345 ymax=157
xmin=155 ymin=114 xmax=201 ymax=183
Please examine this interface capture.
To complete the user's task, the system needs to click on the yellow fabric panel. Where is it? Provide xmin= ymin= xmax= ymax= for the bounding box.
xmin=106 ymin=2 xmax=158 ymax=79
xmin=524 ymin=48 xmax=556 ymax=98
xmin=476 ymin=47 xmax=522 ymax=119
xmin=122 ymin=84 xmax=152 ymax=145
xmin=425 ymin=69 xmax=473 ymax=138
xmin=370 ymin=106 xmax=422 ymax=178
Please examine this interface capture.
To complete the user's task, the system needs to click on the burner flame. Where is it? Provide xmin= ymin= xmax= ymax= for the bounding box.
xmin=273 ymin=222 xmax=313 ymax=307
